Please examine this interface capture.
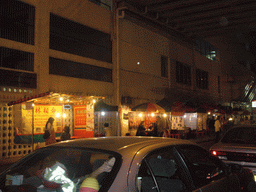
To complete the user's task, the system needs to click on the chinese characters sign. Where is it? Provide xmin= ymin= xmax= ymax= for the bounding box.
xmin=74 ymin=105 xmax=87 ymax=128
xmin=22 ymin=104 xmax=63 ymax=133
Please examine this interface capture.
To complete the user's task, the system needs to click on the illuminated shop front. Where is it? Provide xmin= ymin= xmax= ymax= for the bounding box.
xmin=8 ymin=92 xmax=103 ymax=149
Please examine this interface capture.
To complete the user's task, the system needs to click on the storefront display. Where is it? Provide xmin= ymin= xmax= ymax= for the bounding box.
xmin=184 ymin=113 xmax=197 ymax=130
xmin=171 ymin=116 xmax=184 ymax=130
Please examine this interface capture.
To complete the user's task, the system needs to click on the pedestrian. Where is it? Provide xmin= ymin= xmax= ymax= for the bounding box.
xmin=60 ymin=125 xmax=71 ymax=141
xmin=214 ymin=116 xmax=221 ymax=143
xmin=156 ymin=116 xmax=165 ymax=135
xmin=136 ymin=121 xmax=146 ymax=136
xmin=161 ymin=129 xmax=170 ymax=137
xmin=150 ymin=123 xmax=159 ymax=137
xmin=44 ymin=117 xmax=56 ymax=145
xmin=103 ymin=123 xmax=111 ymax=137
xmin=186 ymin=128 xmax=193 ymax=139
xmin=208 ymin=116 xmax=215 ymax=136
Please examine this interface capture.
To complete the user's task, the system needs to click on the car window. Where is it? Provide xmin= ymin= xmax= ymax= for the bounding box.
xmin=222 ymin=127 xmax=256 ymax=144
xmin=178 ymin=145 xmax=226 ymax=188
xmin=137 ymin=147 xmax=187 ymax=192
xmin=0 ymin=147 xmax=120 ymax=192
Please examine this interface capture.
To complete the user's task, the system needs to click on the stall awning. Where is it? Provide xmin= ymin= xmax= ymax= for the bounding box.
xmin=8 ymin=92 xmax=51 ymax=106
xmin=94 ymin=100 xmax=118 ymax=112
xmin=7 ymin=92 xmax=103 ymax=106
xmin=131 ymin=102 xmax=165 ymax=113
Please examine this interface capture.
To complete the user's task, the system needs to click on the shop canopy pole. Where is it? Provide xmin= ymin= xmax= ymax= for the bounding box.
xmin=32 ymin=102 xmax=34 ymax=151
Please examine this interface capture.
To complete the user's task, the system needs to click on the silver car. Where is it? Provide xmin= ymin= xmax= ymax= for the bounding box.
xmin=0 ymin=137 xmax=255 ymax=192
xmin=210 ymin=125 xmax=256 ymax=180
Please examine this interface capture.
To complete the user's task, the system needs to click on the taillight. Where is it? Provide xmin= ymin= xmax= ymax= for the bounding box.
xmin=211 ymin=150 xmax=217 ymax=156
xmin=210 ymin=150 xmax=227 ymax=156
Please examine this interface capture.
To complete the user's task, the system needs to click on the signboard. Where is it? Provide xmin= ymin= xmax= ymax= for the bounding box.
xmin=20 ymin=104 xmax=63 ymax=134
xmin=74 ymin=105 xmax=87 ymax=128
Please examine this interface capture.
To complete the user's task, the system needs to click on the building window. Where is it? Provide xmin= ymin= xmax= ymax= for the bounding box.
xmin=49 ymin=57 xmax=112 ymax=83
xmin=50 ymin=14 xmax=112 ymax=63
xmin=195 ymin=39 xmax=218 ymax=61
xmin=89 ymin=0 xmax=111 ymax=10
xmin=0 ymin=47 xmax=34 ymax=71
xmin=0 ymin=69 xmax=37 ymax=88
xmin=161 ymin=56 xmax=168 ymax=78
xmin=196 ymin=69 xmax=208 ymax=90
xmin=176 ymin=61 xmax=191 ymax=85
xmin=0 ymin=0 xmax=35 ymax=44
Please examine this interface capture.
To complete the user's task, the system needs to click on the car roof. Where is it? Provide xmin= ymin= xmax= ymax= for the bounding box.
xmin=227 ymin=124 xmax=256 ymax=131
xmin=232 ymin=124 xmax=256 ymax=128
xmin=50 ymin=136 xmax=194 ymax=153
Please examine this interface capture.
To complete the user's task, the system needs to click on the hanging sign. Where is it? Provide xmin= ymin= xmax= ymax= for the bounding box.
xmin=74 ymin=105 xmax=87 ymax=128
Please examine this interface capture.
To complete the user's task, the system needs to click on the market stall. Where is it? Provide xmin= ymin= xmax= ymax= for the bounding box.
xmin=8 ymin=92 xmax=103 ymax=149
xmin=129 ymin=102 xmax=166 ymax=135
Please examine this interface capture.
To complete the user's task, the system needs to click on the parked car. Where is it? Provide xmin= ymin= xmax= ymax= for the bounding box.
xmin=210 ymin=125 xmax=256 ymax=182
xmin=0 ymin=136 xmax=255 ymax=192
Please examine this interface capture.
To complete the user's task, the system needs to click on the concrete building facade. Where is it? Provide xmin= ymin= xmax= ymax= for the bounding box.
xmin=0 ymin=0 xmax=254 ymax=162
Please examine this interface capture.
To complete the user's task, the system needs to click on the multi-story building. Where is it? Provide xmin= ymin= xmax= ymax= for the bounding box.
xmin=0 ymin=0 xmax=255 ymax=162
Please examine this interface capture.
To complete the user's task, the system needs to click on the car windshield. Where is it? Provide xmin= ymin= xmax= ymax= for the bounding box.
xmin=0 ymin=147 xmax=120 ymax=192
xmin=221 ymin=127 xmax=256 ymax=144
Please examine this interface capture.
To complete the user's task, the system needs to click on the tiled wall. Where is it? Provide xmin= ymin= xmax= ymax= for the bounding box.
xmin=0 ymin=104 xmax=32 ymax=162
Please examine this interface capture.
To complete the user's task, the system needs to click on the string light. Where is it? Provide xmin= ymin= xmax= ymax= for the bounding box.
xmin=56 ymin=113 xmax=60 ymax=118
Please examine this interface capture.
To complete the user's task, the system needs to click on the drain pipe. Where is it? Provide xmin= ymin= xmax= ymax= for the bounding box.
xmin=115 ymin=7 xmax=126 ymax=136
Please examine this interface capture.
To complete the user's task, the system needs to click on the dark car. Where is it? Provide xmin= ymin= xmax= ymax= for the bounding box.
xmin=0 ymin=136 xmax=255 ymax=191
xmin=210 ymin=125 xmax=256 ymax=185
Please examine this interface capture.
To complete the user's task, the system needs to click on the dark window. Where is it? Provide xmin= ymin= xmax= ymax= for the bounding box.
xmin=196 ymin=69 xmax=208 ymax=90
xmin=0 ymin=47 xmax=34 ymax=71
xmin=176 ymin=61 xmax=191 ymax=85
xmin=50 ymin=14 xmax=112 ymax=63
xmin=161 ymin=56 xmax=168 ymax=78
xmin=137 ymin=147 xmax=187 ymax=192
xmin=0 ymin=0 xmax=35 ymax=44
xmin=0 ymin=69 xmax=37 ymax=88
xmin=178 ymin=145 xmax=226 ymax=188
xmin=195 ymin=39 xmax=218 ymax=61
xmin=49 ymin=57 xmax=112 ymax=82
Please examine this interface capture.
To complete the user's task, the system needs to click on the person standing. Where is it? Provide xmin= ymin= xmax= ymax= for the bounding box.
xmin=136 ymin=121 xmax=146 ymax=136
xmin=214 ymin=116 xmax=221 ymax=143
xmin=103 ymin=123 xmax=111 ymax=137
xmin=61 ymin=125 xmax=71 ymax=141
xmin=208 ymin=116 xmax=215 ymax=136
xmin=44 ymin=117 xmax=56 ymax=145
